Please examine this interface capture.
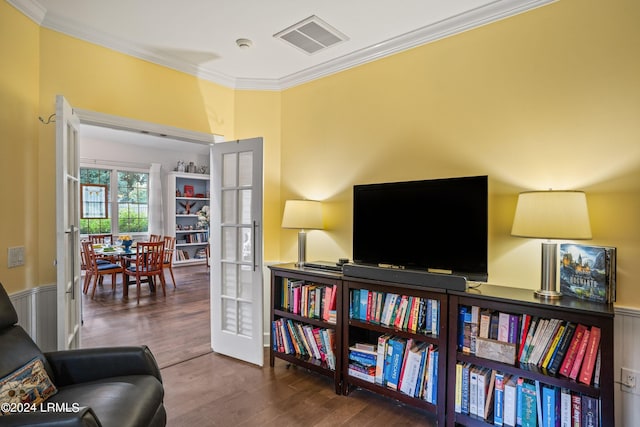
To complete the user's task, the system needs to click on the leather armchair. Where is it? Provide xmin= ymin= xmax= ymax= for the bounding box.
xmin=0 ymin=283 xmax=166 ymax=426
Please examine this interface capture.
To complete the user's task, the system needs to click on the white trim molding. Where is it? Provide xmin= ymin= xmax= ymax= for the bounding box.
xmin=614 ymin=305 xmax=640 ymax=318
xmin=10 ymin=0 xmax=557 ymax=90
xmin=74 ymin=108 xmax=224 ymax=145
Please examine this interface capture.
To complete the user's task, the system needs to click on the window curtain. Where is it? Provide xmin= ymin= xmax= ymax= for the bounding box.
xmin=148 ymin=163 xmax=164 ymax=235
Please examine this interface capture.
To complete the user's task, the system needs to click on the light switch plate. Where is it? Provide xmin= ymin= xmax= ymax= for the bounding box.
xmin=8 ymin=246 xmax=25 ymax=268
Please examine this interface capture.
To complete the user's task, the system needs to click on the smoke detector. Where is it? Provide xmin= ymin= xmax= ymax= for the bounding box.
xmin=274 ymin=15 xmax=348 ymax=55
xmin=236 ymin=38 xmax=253 ymax=49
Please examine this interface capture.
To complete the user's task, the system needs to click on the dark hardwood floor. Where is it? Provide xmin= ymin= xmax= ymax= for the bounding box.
xmin=81 ymin=265 xmax=437 ymax=426
xmin=81 ymin=265 xmax=211 ymax=369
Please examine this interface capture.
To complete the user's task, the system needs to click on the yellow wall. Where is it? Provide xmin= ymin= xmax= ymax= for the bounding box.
xmin=35 ymin=29 xmax=239 ymax=286
xmin=232 ymin=90 xmax=282 ymax=261
xmin=2 ymin=0 xmax=639 ymax=307
xmin=2 ymin=1 xmax=282 ymax=292
xmin=0 ymin=3 xmax=40 ymax=293
xmin=280 ymin=0 xmax=640 ymax=306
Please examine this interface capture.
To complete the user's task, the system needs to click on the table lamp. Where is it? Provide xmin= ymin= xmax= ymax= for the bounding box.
xmin=281 ymin=200 xmax=324 ymax=267
xmin=511 ymin=190 xmax=592 ymax=299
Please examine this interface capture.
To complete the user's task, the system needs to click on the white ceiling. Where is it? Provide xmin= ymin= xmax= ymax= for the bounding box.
xmin=11 ymin=0 xmax=555 ymax=90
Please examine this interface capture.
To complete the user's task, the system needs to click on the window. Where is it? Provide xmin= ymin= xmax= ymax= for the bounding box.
xmin=80 ymin=184 xmax=108 ymax=219
xmin=118 ymin=171 xmax=149 ymax=233
xmin=80 ymin=167 xmax=149 ymax=235
xmin=80 ymin=168 xmax=112 ymax=234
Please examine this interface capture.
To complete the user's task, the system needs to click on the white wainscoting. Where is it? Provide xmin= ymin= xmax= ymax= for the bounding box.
xmin=9 ymin=284 xmax=57 ymax=352
xmin=614 ymin=305 xmax=640 ymax=426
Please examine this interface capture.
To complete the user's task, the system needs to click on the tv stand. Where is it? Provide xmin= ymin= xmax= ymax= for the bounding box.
xmin=342 ymin=263 xmax=467 ymax=291
xmin=268 ymin=263 xmax=614 ymax=426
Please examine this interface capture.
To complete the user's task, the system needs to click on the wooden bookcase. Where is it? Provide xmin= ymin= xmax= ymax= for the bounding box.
xmin=447 ymin=285 xmax=614 ymax=427
xmin=342 ymin=277 xmax=448 ymax=426
xmin=269 ymin=264 xmax=343 ymax=394
xmin=268 ymin=264 xmax=615 ymax=426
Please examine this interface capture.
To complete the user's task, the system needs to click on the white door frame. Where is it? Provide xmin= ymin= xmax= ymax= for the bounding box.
xmin=75 ymin=109 xmax=224 ymax=146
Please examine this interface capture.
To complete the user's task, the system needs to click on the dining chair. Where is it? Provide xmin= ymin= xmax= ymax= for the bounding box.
xmin=149 ymin=234 xmax=162 ymax=242
xmin=82 ymin=241 xmax=124 ymax=299
xmin=80 ymin=240 xmax=94 ymax=294
xmin=88 ymin=234 xmax=113 ymax=245
xmin=162 ymin=236 xmax=177 ymax=288
xmin=88 ymin=233 xmax=116 ymax=264
xmin=124 ymin=241 xmax=166 ymax=303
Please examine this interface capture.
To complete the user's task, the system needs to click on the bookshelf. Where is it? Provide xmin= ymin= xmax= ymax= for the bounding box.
xmin=268 ymin=264 xmax=615 ymax=426
xmin=342 ymin=277 xmax=448 ymax=426
xmin=269 ymin=264 xmax=342 ymax=394
xmin=166 ymin=172 xmax=209 ymax=266
xmin=447 ymin=284 xmax=614 ymax=427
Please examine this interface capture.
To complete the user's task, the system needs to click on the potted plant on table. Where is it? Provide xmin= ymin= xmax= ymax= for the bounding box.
xmin=120 ymin=234 xmax=133 ymax=252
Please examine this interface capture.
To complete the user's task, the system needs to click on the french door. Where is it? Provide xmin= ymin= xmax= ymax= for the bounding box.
xmin=210 ymin=138 xmax=264 ymax=366
xmin=55 ymin=95 xmax=82 ymax=350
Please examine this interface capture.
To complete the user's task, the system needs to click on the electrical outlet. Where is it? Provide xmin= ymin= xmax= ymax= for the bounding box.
xmin=621 ymin=367 xmax=640 ymax=395
xmin=8 ymin=246 xmax=25 ymax=268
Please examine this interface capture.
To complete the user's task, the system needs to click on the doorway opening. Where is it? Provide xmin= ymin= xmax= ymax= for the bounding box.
xmin=76 ymin=112 xmax=220 ymax=368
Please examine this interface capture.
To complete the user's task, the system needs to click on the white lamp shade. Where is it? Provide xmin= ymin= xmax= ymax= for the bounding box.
xmin=281 ymin=200 xmax=324 ymax=230
xmin=511 ymin=191 xmax=592 ymax=240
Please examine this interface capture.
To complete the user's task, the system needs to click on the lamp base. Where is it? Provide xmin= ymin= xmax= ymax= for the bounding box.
xmin=295 ymin=230 xmax=307 ymax=267
xmin=534 ymin=288 xmax=562 ymax=299
xmin=535 ymin=241 xmax=562 ymax=300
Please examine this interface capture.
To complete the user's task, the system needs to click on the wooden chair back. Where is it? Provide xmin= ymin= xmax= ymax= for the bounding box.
xmin=80 ymin=239 xmax=90 ymax=269
xmin=82 ymin=240 xmax=123 ymax=298
xmin=124 ymin=241 xmax=166 ymax=303
xmin=132 ymin=241 xmax=165 ymax=274
xmin=89 ymin=234 xmax=113 ymax=245
xmin=162 ymin=236 xmax=177 ymax=288
xmin=149 ymin=234 xmax=162 ymax=242
xmin=81 ymin=240 xmax=94 ymax=293
xmin=162 ymin=236 xmax=175 ymax=264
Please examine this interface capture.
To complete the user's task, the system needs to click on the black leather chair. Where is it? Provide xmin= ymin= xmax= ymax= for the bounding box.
xmin=0 ymin=283 xmax=166 ymax=426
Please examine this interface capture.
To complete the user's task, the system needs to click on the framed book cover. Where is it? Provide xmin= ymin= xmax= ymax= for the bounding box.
xmin=559 ymin=244 xmax=616 ymax=303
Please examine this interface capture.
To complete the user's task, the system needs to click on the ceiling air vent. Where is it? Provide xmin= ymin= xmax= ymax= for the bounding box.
xmin=274 ymin=15 xmax=348 ymax=55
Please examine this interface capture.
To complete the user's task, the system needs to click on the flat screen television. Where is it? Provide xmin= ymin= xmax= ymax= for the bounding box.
xmin=352 ymin=175 xmax=488 ymax=281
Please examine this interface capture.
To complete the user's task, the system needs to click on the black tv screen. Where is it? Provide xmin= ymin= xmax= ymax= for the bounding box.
xmin=352 ymin=175 xmax=488 ymax=281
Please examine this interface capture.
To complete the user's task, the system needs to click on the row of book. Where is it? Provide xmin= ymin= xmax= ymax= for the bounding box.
xmin=271 ymin=318 xmax=336 ymax=370
xmin=348 ymin=336 xmax=439 ymax=404
xmin=349 ymin=289 xmax=440 ymax=335
xmin=180 ymin=232 xmax=209 ymax=243
xmin=459 ymin=306 xmax=602 ymax=386
xmin=175 ymin=249 xmax=192 ymax=260
xmin=455 ymin=363 xmax=601 ymax=426
xmin=280 ymin=279 xmax=337 ymax=324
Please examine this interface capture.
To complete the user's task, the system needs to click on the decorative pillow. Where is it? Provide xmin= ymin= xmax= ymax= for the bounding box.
xmin=0 ymin=357 xmax=57 ymax=415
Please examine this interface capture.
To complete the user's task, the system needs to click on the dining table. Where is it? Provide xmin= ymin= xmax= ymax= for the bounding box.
xmin=93 ymin=244 xmax=157 ymax=297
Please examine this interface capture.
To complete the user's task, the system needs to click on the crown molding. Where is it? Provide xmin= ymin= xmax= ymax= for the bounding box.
xmin=39 ymin=10 xmax=239 ymax=89
xmin=273 ymin=0 xmax=557 ymax=90
xmin=9 ymin=0 xmax=556 ymax=91
xmin=6 ymin=0 xmax=46 ymax=24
